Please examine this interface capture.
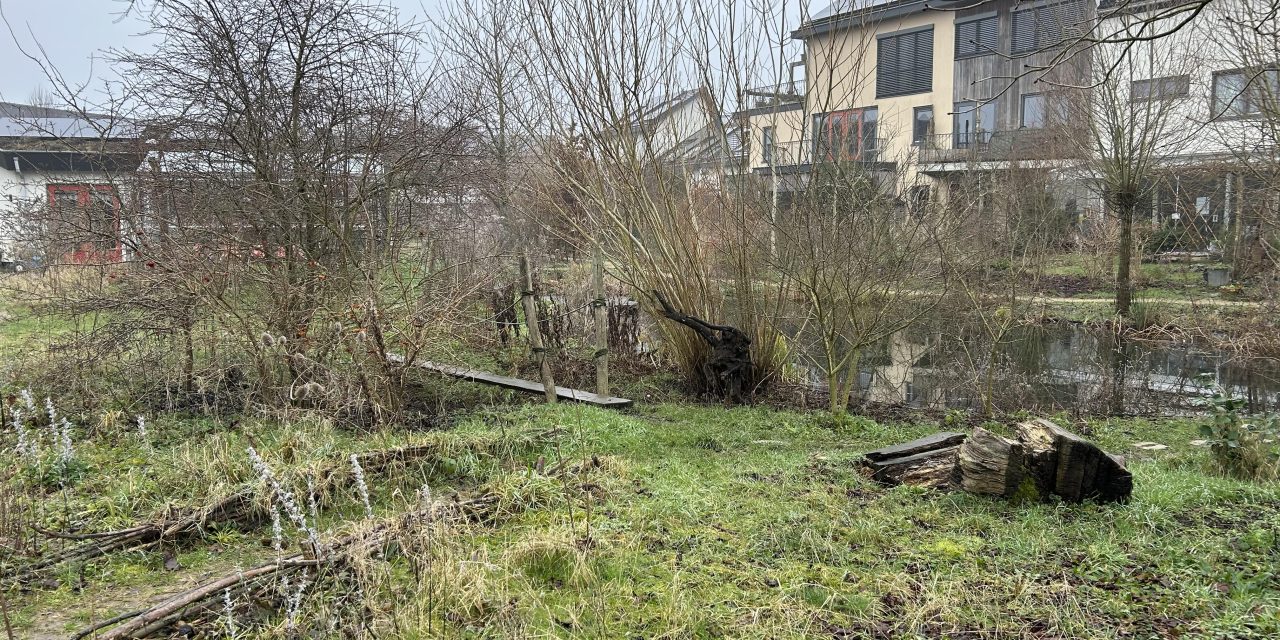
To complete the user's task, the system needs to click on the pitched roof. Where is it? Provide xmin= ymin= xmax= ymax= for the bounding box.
xmin=630 ymin=89 xmax=704 ymax=131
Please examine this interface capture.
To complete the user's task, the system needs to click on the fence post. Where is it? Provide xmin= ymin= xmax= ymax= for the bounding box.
xmin=592 ymin=248 xmax=610 ymax=397
xmin=520 ymin=253 xmax=557 ymax=403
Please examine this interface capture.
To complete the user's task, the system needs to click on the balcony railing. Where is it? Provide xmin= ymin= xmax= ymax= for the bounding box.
xmin=758 ymin=138 xmax=887 ymax=172
xmin=917 ymin=129 xmax=1082 ymax=164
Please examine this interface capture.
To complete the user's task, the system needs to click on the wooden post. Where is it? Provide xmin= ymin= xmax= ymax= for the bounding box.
xmin=592 ymin=248 xmax=610 ymax=398
xmin=520 ymin=253 xmax=557 ymax=403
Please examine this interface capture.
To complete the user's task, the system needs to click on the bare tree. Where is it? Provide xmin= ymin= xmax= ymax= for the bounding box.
xmin=1066 ymin=10 xmax=1200 ymax=319
xmin=9 ymin=0 xmax=477 ymax=421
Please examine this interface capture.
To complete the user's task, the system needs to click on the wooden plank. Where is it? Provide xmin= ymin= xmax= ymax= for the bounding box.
xmin=387 ymin=353 xmax=633 ymax=408
xmin=863 ymin=445 xmax=961 ymax=490
xmin=864 ymin=432 xmax=966 ymax=462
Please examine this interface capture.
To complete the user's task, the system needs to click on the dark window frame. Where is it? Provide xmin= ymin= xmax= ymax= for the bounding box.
xmin=1211 ymin=67 xmax=1279 ymax=119
xmin=761 ymin=126 xmax=776 ymax=165
xmin=1130 ymin=75 xmax=1191 ymax=102
xmin=953 ymin=100 xmax=996 ymax=148
xmin=1021 ymin=93 xmax=1046 ymax=128
xmin=913 ymin=105 xmax=934 ymax=145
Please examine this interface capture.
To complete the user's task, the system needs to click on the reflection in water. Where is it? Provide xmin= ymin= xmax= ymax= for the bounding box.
xmin=788 ymin=322 xmax=1280 ymax=415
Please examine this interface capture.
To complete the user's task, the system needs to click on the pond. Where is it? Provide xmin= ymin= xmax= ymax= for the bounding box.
xmin=797 ymin=321 xmax=1280 ymax=415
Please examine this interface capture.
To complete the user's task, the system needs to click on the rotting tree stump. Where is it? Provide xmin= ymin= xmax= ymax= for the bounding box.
xmin=959 ymin=428 xmax=1024 ymax=497
xmin=862 ymin=432 xmax=965 ymax=489
xmin=653 ymin=290 xmax=752 ymax=403
xmin=1016 ymin=418 xmax=1132 ymax=503
xmin=859 ymin=419 xmax=1132 ymax=504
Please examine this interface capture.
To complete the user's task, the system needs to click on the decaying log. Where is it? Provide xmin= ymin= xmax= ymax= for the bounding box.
xmin=862 ymin=420 xmax=1132 ymax=504
xmin=860 ymin=432 xmax=965 ymax=490
xmin=959 ymin=428 xmax=1025 ymax=497
xmin=1016 ymin=419 xmax=1132 ymax=503
xmin=1013 ymin=419 xmax=1059 ymax=497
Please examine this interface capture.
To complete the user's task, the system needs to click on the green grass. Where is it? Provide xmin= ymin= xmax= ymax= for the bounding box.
xmin=2 ymin=276 xmax=1278 ymax=638
xmin=10 ymin=401 xmax=1279 ymax=638
xmin=456 ymin=405 xmax=1280 ymax=639
xmin=1042 ymin=253 xmax=1241 ymax=291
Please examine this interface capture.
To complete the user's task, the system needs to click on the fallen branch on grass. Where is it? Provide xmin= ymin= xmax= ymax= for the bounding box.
xmin=5 ymin=442 xmax=500 ymax=585
xmin=73 ymin=451 xmax=607 ymax=639
xmin=78 ymin=492 xmax=507 ymax=639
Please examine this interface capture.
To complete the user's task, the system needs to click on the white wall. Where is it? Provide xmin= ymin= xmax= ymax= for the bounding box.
xmin=1098 ymin=0 xmax=1274 ymax=162
xmin=0 ymin=163 xmax=122 ymax=258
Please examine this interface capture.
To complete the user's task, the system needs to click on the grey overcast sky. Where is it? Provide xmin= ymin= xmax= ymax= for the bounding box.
xmin=0 ymin=0 xmax=443 ymax=103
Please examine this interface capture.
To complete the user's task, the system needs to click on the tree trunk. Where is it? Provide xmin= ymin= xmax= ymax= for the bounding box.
xmin=863 ymin=421 xmax=1132 ymax=504
xmin=1014 ymin=419 xmax=1133 ymax=503
xmin=592 ymin=249 xmax=609 ymax=398
xmin=1114 ymin=194 xmax=1136 ymax=319
xmin=653 ymin=291 xmax=752 ymax=403
xmin=520 ymin=254 xmax=557 ymax=404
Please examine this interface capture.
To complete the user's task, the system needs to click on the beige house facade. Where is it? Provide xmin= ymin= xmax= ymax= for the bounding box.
xmin=746 ymin=0 xmax=1092 ymax=204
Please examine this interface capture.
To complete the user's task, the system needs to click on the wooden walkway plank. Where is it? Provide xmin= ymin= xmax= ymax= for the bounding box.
xmin=387 ymin=353 xmax=633 ymax=408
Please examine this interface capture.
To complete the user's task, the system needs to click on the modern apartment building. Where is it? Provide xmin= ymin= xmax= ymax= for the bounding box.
xmin=746 ymin=0 xmax=1277 ymax=257
xmin=744 ymin=0 xmax=1092 ymax=203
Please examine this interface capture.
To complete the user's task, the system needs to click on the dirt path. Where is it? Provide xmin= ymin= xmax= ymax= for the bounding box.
xmin=1029 ymin=294 xmax=1261 ymax=308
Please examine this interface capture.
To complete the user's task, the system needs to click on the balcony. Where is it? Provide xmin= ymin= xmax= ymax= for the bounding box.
xmin=756 ymin=138 xmax=889 ymax=175
xmin=917 ymin=129 xmax=1083 ymax=165
xmin=744 ymin=79 xmax=806 ymax=110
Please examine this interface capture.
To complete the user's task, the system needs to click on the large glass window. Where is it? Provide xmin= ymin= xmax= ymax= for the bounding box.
xmin=762 ymin=126 xmax=775 ymax=165
xmin=814 ymin=107 xmax=879 ymax=161
xmin=1213 ymin=69 xmax=1278 ymax=118
xmin=877 ymin=27 xmax=933 ymax=98
xmin=953 ymin=101 xmax=996 ymax=147
xmin=1021 ymin=93 xmax=1069 ymax=129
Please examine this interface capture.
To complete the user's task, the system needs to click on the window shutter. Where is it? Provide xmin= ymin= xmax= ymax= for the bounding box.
xmin=1059 ymin=0 xmax=1087 ymax=39
xmin=956 ymin=16 xmax=998 ymax=58
xmin=877 ymin=28 xmax=934 ymax=98
xmin=955 ymin=21 xmax=978 ymax=57
xmin=1013 ymin=1 xmax=1086 ymax=54
xmin=1011 ymin=9 xmax=1038 ymax=54
xmin=976 ymin=17 xmax=998 ymax=53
